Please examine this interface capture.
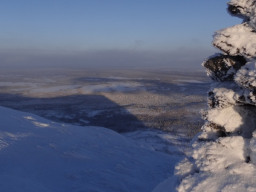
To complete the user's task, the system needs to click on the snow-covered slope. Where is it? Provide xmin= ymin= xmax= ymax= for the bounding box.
xmin=0 ymin=106 xmax=180 ymax=192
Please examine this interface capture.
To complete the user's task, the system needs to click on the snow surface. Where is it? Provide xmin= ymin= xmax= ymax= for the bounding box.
xmin=176 ymin=136 xmax=256 ymax=192
xmin=213 ymin=23 xmax=256 ymax=58
xmin=235 ymin=61 xmax=256 ymax=89
xmin=0 ymin=106 xmax=184 ymax=192
xmin=207 ymin=106 xmax=243 ymax=133
xmin=154 ymin=132 xmax=256 ymax=192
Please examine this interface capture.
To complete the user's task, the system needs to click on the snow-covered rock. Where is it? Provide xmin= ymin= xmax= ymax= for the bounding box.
xmin=177 ymin=162 xmax=256 ymax=192
xmin=192 ymin=136 xmax=248 ymax=172
xmin=202 ymin=54 xmax=246 ymax=81
xmin=176 ymin=1 xmax=256 ymax=191
xmin=206 ymin=105 xmax=256 ymax=137
xmin=228 ymin=0 xmax=256 ymax=21
xmin=207 ymin=82 xmax=243 ymax=108
xmin=235 ymin=61 xmax=256 ymax=89
xmin=176 ymin=135 xmax=256 ymax=192
xmin=213 ymin=23 xmax=256 ymax=58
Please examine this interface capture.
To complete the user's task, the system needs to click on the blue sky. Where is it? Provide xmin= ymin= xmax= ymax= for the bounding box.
xmin=0 ymin=0 xmax=241 ymax=69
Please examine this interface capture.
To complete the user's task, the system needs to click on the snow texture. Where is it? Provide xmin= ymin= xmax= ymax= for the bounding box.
xmin=175 ymin=1 xmax=256 ymax=191
xmin=228 ymin=0 xmax=256 ymax=22
xmin=213 ymin=23 xmax=256 ymax=58
xmin=0 ymin=106 xmax=181 ymax=192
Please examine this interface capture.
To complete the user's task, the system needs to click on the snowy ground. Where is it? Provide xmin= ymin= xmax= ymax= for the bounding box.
xmin=0 ymin=106 xmax=186 ymax=192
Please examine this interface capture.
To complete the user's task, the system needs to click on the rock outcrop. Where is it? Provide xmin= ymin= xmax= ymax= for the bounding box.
xmin=176 ymin=1 xmax=256 ymax=191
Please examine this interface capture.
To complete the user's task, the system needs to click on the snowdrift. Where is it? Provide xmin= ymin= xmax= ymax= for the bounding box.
xmin=0 ymin=106 xmax=177 ymax=192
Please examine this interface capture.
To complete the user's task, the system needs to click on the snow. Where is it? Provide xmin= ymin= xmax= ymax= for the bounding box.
xmin=86 ymin=110 xmax=105 ymax=118
xmin=0 ymin=106 xmax=183 ymax=192
xmin=124 ymin=130 xmax=189 ymax=155
xmin=176 ymin=136 xmax=256 ymax=192
xmin=26 ymin=82 xmax=145 ymax=95
xmin=207 ymin=106 xmax=243 ymax=133
xmin=235 ymin=61 xmax=256 ymax=89
xmin=3 ymin=0 xmax=256 ymax=190
xmin=192 ymin=136 xmax=247 ymax=172
xmin=30 ymin=85 xmax=81 ymax=94
xmin=228 ymin=0 xmax=256 ymax=24
xmin=213 ymin=23 xmax=256 ymax=58
xmin=208 ymin=82 xmax=242 ymax=108
xmin=174 ymin=80 xmax=205 ymax=84
xmin=0 ymin=79 xmax=146 ymax=96
xmin=79 ymin=82 xmax=144 ymax=94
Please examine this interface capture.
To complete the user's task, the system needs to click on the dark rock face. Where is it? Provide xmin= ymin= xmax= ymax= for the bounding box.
xmin=203 ymin=54 xmax=246 ymax=81
xmin=228 ymin=5 xmax=243 ymax=17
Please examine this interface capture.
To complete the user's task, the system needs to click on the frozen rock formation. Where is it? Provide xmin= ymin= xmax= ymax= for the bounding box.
xmin=176 ymin=1 xmax=256 ymax=191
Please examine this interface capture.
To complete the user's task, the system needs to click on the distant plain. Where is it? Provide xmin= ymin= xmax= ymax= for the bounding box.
xmin=0 ymin=68 xmax=209 ymax=137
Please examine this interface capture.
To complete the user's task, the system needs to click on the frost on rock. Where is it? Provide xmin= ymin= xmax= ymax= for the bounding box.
xmin=228 ymin=0 xmax=256 ymax=20
xmin=176 ymin=1 xmax=256 ymax=191
xmin=235 ymin=61 xmax=256 ymax=89
xmin=207 ymin=82 xmax=244 ymax=108
xmin=213 ymin=23 xmax=256 ymax=58
xmin=203 ymin=54 xmax=246 ymax=81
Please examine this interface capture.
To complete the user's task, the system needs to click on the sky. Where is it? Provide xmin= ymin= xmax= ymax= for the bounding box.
xmin=0 ymin=0 xmax=241 ymax=70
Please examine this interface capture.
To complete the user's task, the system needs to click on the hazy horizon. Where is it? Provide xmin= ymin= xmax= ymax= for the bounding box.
xmin=0 ymin=47 xmax=217 ymax=71
xmin=0 ymin=0 xmax=240 ymax=71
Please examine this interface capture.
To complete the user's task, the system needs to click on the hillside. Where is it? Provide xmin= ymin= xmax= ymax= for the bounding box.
xmin=0 ymin=106 xmax=183 ymax=192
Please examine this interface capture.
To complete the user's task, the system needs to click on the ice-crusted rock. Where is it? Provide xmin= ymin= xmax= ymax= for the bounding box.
xmin=235 ymin=62 xmax=256 ymax=103
xmin=207 ymin=82 xmax=242 ymax=108
xmin=192 ymin=136 xmax=248 ymax=172
xmin=176 ymin=1 xmax=256 ymax=191
xmin=206 ymin=105 xmax=256 ymax=138
xmin=197 ymin=122 xmax=226 ymax=140
xmin=228 ymin=0 xmax=256 ymax=31
xmin=235 ymin=61 xmax=256 ymax=89
xmin=228 ymin=0 xmax=256 ymax=20
xmin=206 ymin=81 xmax=256 ymax=108
xmin=213 ymin=23 xmax=256 ymax=58
xmin=203 ymin=54 xmax=246 ymax=81
xmin=177 ymin=160 xmax=256 ymax=192
xmin=176 ymin=135 xmax=256 ymax=192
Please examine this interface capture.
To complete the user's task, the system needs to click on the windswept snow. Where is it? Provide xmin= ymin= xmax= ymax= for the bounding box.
xmin=0 ymin=106 xmax=183 ymax=192
xmin=207 ymin=106 xmax=243 ymax=133
xmin=176 ymin=136 xmax=256 ymax=192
